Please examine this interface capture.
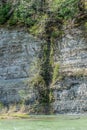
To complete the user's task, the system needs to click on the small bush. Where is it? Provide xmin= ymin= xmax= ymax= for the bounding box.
xmin=0 ymin=102 xmax=4 ymax=109
xmin=52 ymin=64 xmax=60 ymax=83
xmin=30 ymin=74 xmax=46 ymax=87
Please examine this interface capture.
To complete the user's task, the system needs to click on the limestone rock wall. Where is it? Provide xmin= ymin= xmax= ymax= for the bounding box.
xmin=52 ymin=27 xmax=87 ymax=114
xmin=0 ymin=28 xmax=40 ymax=112
xmin=0 ymin=26 xmax=87 ymax=114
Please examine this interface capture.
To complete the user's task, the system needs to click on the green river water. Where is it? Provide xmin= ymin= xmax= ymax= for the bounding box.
xmin=0 ymin=115 xmax=87 ymax=130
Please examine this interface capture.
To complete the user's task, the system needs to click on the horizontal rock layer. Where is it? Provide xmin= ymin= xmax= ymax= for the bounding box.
xmin=0 ymin=26 xmax=87 ymax=114
xmin=0 ymin=28 xmax=40 ymax=112
xmin=52 ymin=27 xmax=87 ymax=113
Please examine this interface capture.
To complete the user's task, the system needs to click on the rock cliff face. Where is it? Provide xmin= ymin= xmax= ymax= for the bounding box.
xmin=0 ymin=26 xmax=87 ymax=114
xmin=52 ymin=27 xmax=87 ymax=114
xmin=0 ymin=28 xmax=40 ymax=112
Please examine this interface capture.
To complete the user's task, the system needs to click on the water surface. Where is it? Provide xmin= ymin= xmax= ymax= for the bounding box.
xmin=0 ymin=115 xmax=87 ymax=130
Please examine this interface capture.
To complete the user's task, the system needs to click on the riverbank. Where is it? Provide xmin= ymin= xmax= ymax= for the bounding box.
xmin=0 ymin=112 xmax=29 ymax=119
xmin=0 ymin=112 xmax=87 ymax=120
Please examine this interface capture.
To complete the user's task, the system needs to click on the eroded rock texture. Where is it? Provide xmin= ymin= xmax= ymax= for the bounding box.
xmin=0 ymin=26 xmax=87 ymax=114
xmin=0 ymin=28 xmax=40 ymax=112
xmin=52 ymin=27 xmax=87 ymax=114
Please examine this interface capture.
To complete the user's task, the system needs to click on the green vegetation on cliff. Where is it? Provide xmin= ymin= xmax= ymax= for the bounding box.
xmin=0 ymin=3 xmax=11 ymax=24
xmin=0 ymin=0 xmax=86 ymax=27
xmin=0 ymin=0 xmax=87 ymax=113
